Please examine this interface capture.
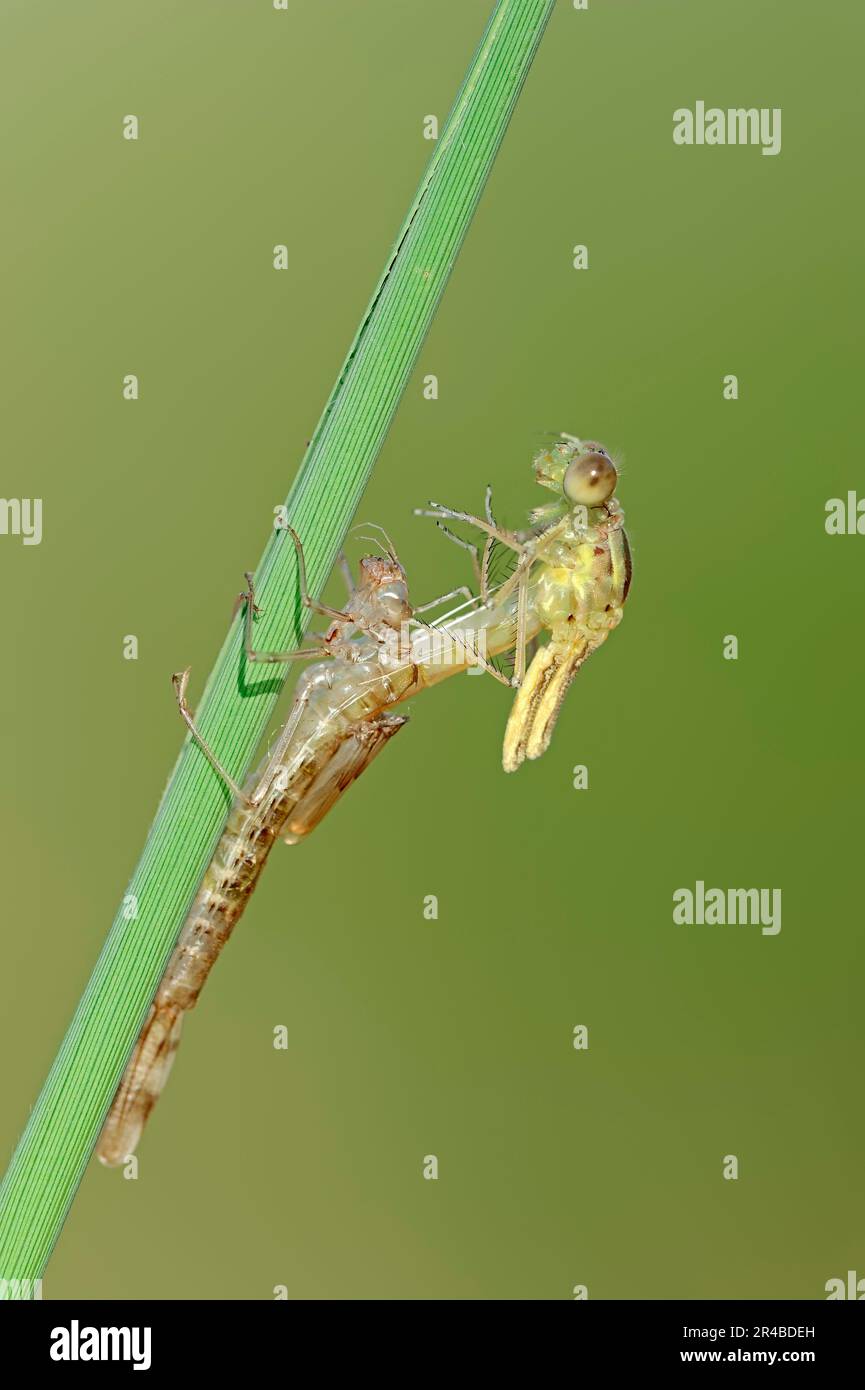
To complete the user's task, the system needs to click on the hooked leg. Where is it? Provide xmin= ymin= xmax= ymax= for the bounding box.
xmin=243 ymin=529 xmax=393 ymax=660
xmin=241 ymin=569 xmax=331 ymax=666
xmin=173 ymin=668 xmax=251 ymax=804
xmin=416 ymin=493 xmax=527 ymax=609
xmin=287 ymin=525 xmax=356 ymax=625
xmin=416 ymin=501 xmax=525 ymax=556
xmin=241 ymin=526 xmax=347 ymax=662
xmin=415 ymin=490 xmax=534 ymax=686
xmin=174 ymin=664 xmax=318 ymax=809
xmin=414 ymin=499 xmax=526 ymax=578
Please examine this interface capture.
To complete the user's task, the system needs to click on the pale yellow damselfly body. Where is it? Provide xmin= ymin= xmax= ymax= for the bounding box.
xmin=98 ymin=436 xmax=630 ymax=1165
xmin=418 ymin=435 xmax=631 ymax=769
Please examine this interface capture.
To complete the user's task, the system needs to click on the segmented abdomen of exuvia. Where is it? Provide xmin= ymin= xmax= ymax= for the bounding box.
xmin=156 ymin=752 xmax=324 ymax=1013
xmin=98 ymin=724 xmax=350 ymax=1166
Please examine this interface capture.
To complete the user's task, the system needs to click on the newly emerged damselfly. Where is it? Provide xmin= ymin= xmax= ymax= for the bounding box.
xmin=98 ymin=436 xmax=630 ymax=1164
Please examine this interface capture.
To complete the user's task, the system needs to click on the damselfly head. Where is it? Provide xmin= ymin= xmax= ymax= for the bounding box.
xmin=358 ymin=555 xmax=412 ymax=627
xmin=533 ymin=437 xmax=617 ymax=508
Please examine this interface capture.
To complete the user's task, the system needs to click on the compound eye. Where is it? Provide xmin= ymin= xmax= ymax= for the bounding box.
xmin=563 ymin=451 xmax=617 ymax=506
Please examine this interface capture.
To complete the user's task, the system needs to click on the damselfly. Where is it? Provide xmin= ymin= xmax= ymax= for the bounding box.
xmin=98 ymin=436 xmax=631 ymax=1164
xmin=417 ymin=434 xmax=631 ymax=768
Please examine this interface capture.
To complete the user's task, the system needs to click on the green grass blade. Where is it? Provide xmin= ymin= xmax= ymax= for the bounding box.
xmin=0 ymin=0 xmax=555 ymax=1293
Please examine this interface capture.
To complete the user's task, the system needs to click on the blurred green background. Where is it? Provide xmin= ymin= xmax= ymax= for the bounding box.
xmin=1 ymin=0 xmax=862 ymax=1300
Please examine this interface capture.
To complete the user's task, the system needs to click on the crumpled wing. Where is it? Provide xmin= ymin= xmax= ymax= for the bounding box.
xmin=481 ymin=537 xmax=521 ymax=683
xmin=502 ymin=636 xmax=599 ymax=772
